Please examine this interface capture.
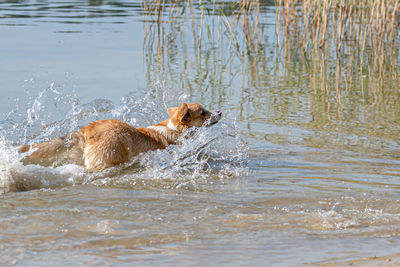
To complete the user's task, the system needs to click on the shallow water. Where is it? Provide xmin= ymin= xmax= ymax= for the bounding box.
xmin=1 ymin=1 xmax=400 ymax=266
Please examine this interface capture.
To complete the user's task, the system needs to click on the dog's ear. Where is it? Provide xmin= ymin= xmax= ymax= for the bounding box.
xmin=177 ymin=102 xmax=189 ymax=122
xmin=167 ymin=107 xmax=178 ymax=117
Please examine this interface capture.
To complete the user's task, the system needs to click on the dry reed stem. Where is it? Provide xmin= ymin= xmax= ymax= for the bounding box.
xmin=276 ymin=0 xmax=400 ymax=92
xmin=141 ymin=0 xmax=265 ymax=89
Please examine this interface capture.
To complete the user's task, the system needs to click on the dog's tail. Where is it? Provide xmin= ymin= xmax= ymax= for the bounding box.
xmin=18 ymin=132 xmax=84 ymax=166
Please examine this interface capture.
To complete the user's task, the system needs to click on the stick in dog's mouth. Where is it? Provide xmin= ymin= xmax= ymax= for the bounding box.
xmin=205 ymin=110 xmax=222 ymax=127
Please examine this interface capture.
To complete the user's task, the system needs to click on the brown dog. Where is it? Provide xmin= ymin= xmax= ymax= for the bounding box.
xmin=18 ymin=103 xmax=222 ymax=171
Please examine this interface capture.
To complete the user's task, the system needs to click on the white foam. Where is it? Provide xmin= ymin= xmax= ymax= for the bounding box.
xmin=0 ymin=139 xmax=86 ymax=193
xmin=0 ymin=139 xmax=23 ymax=194
xmin=9 ymin=164 xmax=85 ymax=192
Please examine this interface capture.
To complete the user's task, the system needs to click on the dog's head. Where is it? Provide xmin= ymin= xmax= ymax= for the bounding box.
xmin=167 ymin=103 xmax=222 ymax=132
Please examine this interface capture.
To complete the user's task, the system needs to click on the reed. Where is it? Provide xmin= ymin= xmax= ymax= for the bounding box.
xmin=141 ymin=0 xmax=267 ymax=92
xmin=275 ymin=0 xmax=400 ymax=91
xmin=140 ymin=0 xmax=399 ymax=138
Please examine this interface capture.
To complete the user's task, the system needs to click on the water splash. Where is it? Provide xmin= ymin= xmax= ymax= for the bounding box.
xmin=0 ymin=81 xmax=248 ymax=193
xmin=88 ymin=121 xmax=248 ymax=190
xmin=0 ymin=137 xmax=21 ymax=194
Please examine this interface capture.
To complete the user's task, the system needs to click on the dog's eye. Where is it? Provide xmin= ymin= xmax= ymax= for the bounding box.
xmin=183 ymin=113 xmax=191 ymax=120
xmin=201 ymin=111 xmax=206 ymax=116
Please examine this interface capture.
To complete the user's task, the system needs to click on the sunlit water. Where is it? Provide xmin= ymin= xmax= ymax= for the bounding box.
xmin=1 ymin=1 xmax=400 ymax=266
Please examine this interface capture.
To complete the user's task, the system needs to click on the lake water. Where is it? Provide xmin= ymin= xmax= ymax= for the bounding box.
xmin=1 ymin=1 xmax=400 ymax=266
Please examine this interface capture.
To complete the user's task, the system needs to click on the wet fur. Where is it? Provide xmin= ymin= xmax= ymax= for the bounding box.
xmin=18 ymin=103 xmax=221 ymax=171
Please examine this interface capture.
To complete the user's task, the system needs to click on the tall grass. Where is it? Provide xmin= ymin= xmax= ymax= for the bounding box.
xmin=275 ymin=0 xmax=400 ymax=92
xmin=139 ymin=0 xmax=399 ymax=138
xmin=141 ymin=0 xmax=267 ymax=92
xmin=141 ymin=0 xmax=399 ymax=92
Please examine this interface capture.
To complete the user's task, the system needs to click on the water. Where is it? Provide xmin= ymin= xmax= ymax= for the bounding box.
xmin=1 ymin=1 xmax=400 ymax=266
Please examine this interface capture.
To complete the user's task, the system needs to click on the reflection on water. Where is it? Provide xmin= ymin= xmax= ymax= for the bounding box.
xmin=1 ymin=0 xmax=400 ymax=266
xmin=0 ymin=1 xmax=142 ymax=24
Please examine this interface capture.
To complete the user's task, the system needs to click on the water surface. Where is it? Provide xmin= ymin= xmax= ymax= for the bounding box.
xmin=1 ymin=1 xmax=400 ymax=266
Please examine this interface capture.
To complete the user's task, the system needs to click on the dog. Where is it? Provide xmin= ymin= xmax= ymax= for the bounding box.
xmin=18 ymin=103 xmax=222 ymax=171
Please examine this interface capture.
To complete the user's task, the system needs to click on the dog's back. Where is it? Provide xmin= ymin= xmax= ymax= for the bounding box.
xmin=18 ymin=120 xmax=160 ymax=171
xmin=78 ymin=119 xmax=163 ymax=171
